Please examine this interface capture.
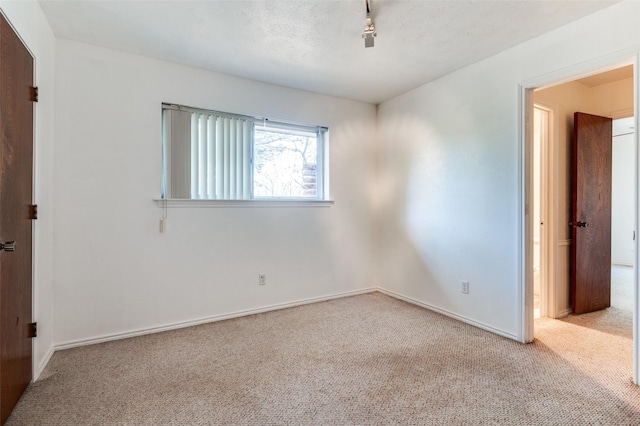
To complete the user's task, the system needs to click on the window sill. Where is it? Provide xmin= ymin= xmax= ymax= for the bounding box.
xmin=153 ymin=199 xmax=334 ymax=208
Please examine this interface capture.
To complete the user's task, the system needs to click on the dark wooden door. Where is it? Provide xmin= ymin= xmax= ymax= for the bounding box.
xmin=0 ymin=13 xmax=34 ymax=425
xmin=571 ymin=112 xmax=612 ymax=315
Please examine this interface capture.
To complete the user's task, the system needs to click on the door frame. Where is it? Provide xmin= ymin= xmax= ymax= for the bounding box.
xmin=532 ymin=103 xmax=554 ymax=319
xmin=518 ymin=50 xmax=639 ymax=384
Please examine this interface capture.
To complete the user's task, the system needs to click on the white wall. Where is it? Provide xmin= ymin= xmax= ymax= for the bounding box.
xmin=612 ymin=119 xmax=635 ymax=266
xmin=376 ymin=1 xmax=640 ymax=339
xmin=0 ymin=1 xmax=56 ymax=378
xmin=53 ymin=40 xmax=376 ymax=346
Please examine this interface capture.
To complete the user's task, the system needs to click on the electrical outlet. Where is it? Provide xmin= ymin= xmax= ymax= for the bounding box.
xmin=258 ymin=274 xmax=267 ymax=286
xmin=461 ymin=281 xmax=470 ymax=294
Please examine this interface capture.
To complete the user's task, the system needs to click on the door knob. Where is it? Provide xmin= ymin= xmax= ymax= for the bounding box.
xmin=0 ymin=241 xmax=16 ymax=252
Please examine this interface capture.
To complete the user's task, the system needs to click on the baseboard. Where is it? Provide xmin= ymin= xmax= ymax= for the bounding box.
xmin=55 ymin=287 xmax=377 ymax=351
xmin=377 ymin=288 xmax=519 ymax=341
xmin=34 ymin=344 xmax=55 ymax=382
xmin=557 ymin=308 xmax=572 ymax=318
xmin=612 ymin=262 xmax=634 ymax=268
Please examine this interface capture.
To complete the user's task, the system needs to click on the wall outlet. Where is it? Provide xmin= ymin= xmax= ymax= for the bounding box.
xmin=461 ymin=281 xmax=470 ymax=294
xmin=258 ymin=274 xmax=267 ymax=286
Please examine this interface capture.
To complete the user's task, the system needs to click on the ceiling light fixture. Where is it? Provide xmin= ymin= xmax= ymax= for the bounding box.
xmin=362 ymin=0 xmax=377 ymax=48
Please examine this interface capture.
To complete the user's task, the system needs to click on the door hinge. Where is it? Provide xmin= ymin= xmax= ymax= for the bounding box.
xmin=29 ymin=204 xmax=38 ymax=220
xmin=28 ymin=322 xmax=37 ymax=338
xmin=31 ymin=86 xmax=38 ymax=102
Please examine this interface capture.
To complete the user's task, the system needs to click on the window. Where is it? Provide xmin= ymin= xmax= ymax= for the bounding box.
xmin=162 ymin=104 xmax=328 ymax=201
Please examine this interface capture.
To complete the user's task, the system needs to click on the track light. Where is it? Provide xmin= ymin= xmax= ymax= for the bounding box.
xmin=362 ymin=0 xmax=376 ymax=48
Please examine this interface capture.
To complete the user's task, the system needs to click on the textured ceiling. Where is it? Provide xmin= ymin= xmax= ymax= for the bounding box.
xmin=39 ymin=0 xmax=619 ymax=104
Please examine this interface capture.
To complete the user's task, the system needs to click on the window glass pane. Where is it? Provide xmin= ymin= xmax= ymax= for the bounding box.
xmin=253 ymin=128 xmax=318 ymax=198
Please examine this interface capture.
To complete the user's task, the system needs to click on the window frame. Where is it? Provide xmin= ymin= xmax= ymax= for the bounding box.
xmin=252 ymin=121 xmax=326 ymax=201
xmin=161 ymin=103 xmax=331 ymax=205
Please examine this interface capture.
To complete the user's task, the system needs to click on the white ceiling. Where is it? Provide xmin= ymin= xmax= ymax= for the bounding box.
xmin=39 ymin=0 xmax=619 ymax=104
xmin=576 ymin=64 xmax=633 ymax=87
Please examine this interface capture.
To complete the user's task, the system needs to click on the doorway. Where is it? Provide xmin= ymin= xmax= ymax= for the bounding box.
xmin=522 ymin=59 xmax=638 ymax=383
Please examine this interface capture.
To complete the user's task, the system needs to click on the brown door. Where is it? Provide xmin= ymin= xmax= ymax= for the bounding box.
xmin=0 ymin=13 xmax=34 ymax=425
xmin=571 ymin=112 xmax=612 ymax=315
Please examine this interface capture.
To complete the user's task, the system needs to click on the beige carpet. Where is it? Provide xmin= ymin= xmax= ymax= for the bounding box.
xmin=8 ymin=291 xmax=640 ymax=425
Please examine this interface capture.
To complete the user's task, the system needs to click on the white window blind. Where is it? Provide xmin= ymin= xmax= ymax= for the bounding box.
xmin=164 ymin=106 xmax=254 ymax=200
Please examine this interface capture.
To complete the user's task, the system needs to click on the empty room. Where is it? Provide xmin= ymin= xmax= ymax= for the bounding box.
xmin=2 ymin=0 xmax=640 ymax=424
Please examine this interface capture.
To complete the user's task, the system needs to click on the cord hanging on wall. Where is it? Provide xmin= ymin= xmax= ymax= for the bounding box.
xmin=159 ymin=197 xmax=167 ymax=233
xmin=362 ymin=0 xmax=377 ymax=48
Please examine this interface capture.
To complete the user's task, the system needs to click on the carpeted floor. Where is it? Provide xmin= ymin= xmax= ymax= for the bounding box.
xmin=7 ymin=285 xmax=640 ymax=425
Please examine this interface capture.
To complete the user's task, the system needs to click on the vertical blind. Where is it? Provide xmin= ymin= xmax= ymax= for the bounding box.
xmin=165 ymin=106 xmax=254 ymax=200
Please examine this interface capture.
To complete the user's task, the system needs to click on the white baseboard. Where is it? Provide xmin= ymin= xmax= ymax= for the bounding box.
xmin=54 ymin=288 xmax=377 ymax=351
xmin=34 ymin=344 xmax=55 ymax=382
xmin=612 ymin=262 xmax=634 ymax=268
xmin=378 ymin=288 xmax=519 ymax=341
xmin=557 ymin=308 xmax=572 ymax=318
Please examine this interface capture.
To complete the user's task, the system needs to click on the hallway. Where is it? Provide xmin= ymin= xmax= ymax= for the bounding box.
xmin=535 ymin=265 xmax=634 ymax=397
